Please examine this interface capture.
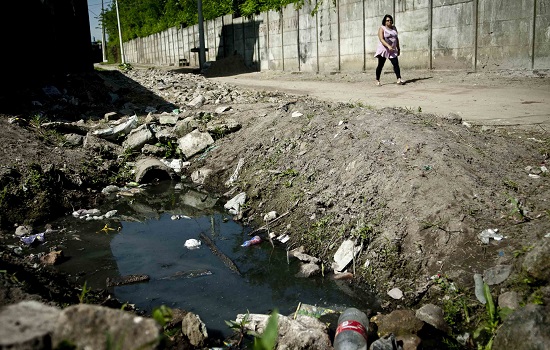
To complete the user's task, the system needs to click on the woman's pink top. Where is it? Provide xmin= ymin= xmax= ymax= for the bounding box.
xmin=374 ymin=26 xmax=398 ymax=59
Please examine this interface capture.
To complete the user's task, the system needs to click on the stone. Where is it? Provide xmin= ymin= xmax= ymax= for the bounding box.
xmin=371 ymin=310 xmax=424 ymax=337
xmin=522 ymin=239 xmax=550 ymax=281
xmin=483 ymin=265 xmax=513 ymax=285
xmin=498 ymin=291 xmax=520 ymax=310
xmin=415 ymin=304 xmax=451 ymax=333
xmin=177 ymin=129 xmax=214 ymax=159
xmin=236 ymin=313 xmax=332 ymax=350
xmin=388 ymin=287 xmax=403 ymax=300
xmin=493 ymin=304 xmax=550 ymax=350
xmin=0 ymin=301 xmax=61 ymax=349
xmin=182 ymin=312 xmax=208 ymax=347
xmin=295 ymin=262 xmax=320 ymax=278
xmin=52 ymin=304 xmax=160 ymax=350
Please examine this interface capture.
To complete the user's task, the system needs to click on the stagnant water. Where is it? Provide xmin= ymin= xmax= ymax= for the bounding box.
xmin=34 ymin=181 xmax=378 ymax=338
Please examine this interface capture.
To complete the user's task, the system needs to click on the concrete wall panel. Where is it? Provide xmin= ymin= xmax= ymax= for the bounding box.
xmin=432 ymin=1 xmax=474 ymax=69
xmin=397 ymin=5 xmax=430 ymax=68
xmin=298 ymin=2 xmax=318 ymax=72
xmin=534 ymin=0 xmax=550 ymax=68
xmin=267 ymin=10 xmax=284 ymax=70
xmin=282 ymin=6 xmax=300 ymax=71
xmin=340 ymin=0 xmax=365 ymax=71
xmin=477 ymin=0 xmax=533 ymax=69
xmin=317 ymin=0 xmax=339 ymax=71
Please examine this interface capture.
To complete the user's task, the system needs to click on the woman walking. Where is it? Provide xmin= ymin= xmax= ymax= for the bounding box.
xmin=374 ymin=14 xmax=404 ymax=86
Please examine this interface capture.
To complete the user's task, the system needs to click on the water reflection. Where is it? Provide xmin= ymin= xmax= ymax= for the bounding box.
xmin=52 ymin=181 xmax=377 ymax=337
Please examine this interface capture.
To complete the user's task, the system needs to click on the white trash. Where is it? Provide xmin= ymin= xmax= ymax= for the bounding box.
xmin=184 ymin=239 xmax=201 ymax=250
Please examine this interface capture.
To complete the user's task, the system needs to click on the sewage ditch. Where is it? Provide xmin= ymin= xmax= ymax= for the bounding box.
xmin=32 ymin=180 xmax=379 ymax=338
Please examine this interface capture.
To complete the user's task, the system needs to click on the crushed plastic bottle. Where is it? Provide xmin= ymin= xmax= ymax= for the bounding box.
xmin=241 ymin=235 xmax=261 ymax=247
xmin=333 ymin=308 xmax=368 ymax=350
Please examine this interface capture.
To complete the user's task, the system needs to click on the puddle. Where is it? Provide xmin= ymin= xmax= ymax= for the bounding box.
xmin=37 ymin=181 xmax=378 ymax=337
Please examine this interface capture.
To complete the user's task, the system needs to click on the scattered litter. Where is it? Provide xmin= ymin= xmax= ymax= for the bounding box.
xmin=184 ymin=239 xmax=201 ymax=249
xmin=105 ymin=210 xmax=118 ymax=218
xmin=544 ymin=233 xmax=550 ymax=238
xmin=241 ymin=235 xmax=261 ymax=247
xmin=478 ymin=228 xmax=504 ymax=244
xmin=528 ymin=174 xmax=541 ymax=179
xmin=263 ymin=211 xmax=278 ymax=222
xmin=172 ymin=214 xmax=191 ymax=220
xmin=225 ymin=158 xmax=245 ymax=187
xmin=291 ymin=111 xmax=303 ymax=118
xmin=20 ymin=232 xmax=45 ymax=245
xmin=277 ymin=234 xmax=290 ymax=243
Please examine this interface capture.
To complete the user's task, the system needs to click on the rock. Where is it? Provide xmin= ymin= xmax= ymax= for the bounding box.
xmin=52 ymin=304 xmax=160 ymax=350
xmin=498 ymin=291 xmax=520 ymax=310
xmin=15 ymin=225 xmax=33 ymax=236
xmin=492 ymin=304 xmax=550 ymax=350
xmin=236 ymin=313 xmax=332 ymax=350
xmin=289 ymin=248 xmax=320 ymax=263
xmin=333 ymin=239 xmax=361 ymax=272
xmin=483 ymin=265 xmax=513 ymax=285
xmin=123 ymin=123 xmax=155 ymax=151
xmin=182 ymin=312 xmax=208 ymax=347
xmin=40 ymin=250 xmax=64 ymax=265
xmin=388 ymin=287 xmax=403 ymax=300
xmin=177 ymin=129 xmax=214 ymax=159
xmin=187 ymin=95 xmax=206 ymax=108
xmin=371 ymin=310 xmax=424 ymax=337
xmin=415 ymin=304 xmax=450 ymax=333
xmin=295 ymin=262 xmax=320 ymax=278
xmin=191 ymin=167 xmax=213 ymax=184
xmin=522 ymin=239 xmax=550 ymax=281
xmin=64 ymin=133 xmax=84 ymax=146
xmin=0 ymin=301 xmax=61 ymax=349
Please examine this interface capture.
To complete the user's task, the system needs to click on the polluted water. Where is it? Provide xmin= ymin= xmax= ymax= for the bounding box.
xmin=35 ymin=181 xmax=379 ymax=337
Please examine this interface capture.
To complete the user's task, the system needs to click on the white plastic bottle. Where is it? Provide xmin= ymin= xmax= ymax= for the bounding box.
xmin=333 ymin=308 xmax=369 ymax=350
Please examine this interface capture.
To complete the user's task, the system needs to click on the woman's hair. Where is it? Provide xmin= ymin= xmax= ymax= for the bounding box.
xmin=382 ymin=14 xmax=394 ymax=26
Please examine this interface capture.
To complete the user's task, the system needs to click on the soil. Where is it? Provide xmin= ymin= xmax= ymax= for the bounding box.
xmin=0 ymin=63 xmax=549 ymax=347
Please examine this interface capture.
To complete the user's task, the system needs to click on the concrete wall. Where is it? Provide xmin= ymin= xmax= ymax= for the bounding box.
xmin=123 ymin=0 xmax=550 ymax=72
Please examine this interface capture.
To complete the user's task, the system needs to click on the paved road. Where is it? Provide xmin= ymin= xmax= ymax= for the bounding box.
xmin=210 ymin=71 xmax=550 ymax=127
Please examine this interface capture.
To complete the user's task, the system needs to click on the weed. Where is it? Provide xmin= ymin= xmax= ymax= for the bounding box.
xmin=29 ymin=114 xmax=48 ymax=129
xmin=513 ymin=245 xmax=533 ymax=258
xmin=351 ymin=221 xmax=375 ymax=241
xmin=473 ymin=282 xmax=511 ymax=350
xmin=152 ymin=305 xmax=173 ymax=328
xmin=155 ymin=140 xmax=181 ymax=158
xmin=225 ymin=311 xmax=252 ymax=347
xmin=78 ymin=281 xmax=91 ymax=304
xmin=503 ymin=179 xmax=519 ymax=191
xmin=118 ymin=62 xmax=133 ymax=71
xmin=253 ymin=310 xmax=278 ymax=350
xmin=506 ymin=194 xmax=527 ymax=222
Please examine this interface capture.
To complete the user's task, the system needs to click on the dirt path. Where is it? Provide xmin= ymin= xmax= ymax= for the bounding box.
xmin=210 ymin=70 xmax=550 ymax=127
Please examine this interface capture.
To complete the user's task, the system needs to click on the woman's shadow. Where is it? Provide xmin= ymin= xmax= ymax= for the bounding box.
xmin=401 ymin=77 xmax=433 ymax=85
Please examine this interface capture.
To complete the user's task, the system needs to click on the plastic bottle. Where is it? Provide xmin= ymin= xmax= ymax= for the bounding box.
xmin=333 ymin=308 xmax=368 ymax=350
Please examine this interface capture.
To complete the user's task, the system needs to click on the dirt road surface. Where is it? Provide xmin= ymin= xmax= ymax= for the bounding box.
xmin=210 ymin=69 xmax=550 ymax=127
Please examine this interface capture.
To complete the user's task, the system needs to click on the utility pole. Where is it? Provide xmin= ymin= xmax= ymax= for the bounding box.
xmin=115 ymin=0 xmax=125 ymax=64
xmin=101 ymin=0 xmax=107 ymax=62
xmin=197 ymin=0 xmax=206 ymax=70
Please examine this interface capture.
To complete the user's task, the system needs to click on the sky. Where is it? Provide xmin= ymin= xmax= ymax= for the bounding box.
xmin=88 ymin=0 xmax=111 ymax=42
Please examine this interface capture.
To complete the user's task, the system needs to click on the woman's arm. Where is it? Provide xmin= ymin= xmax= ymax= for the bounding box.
xmin=378 ymin=27 xmax=393 ymax=50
